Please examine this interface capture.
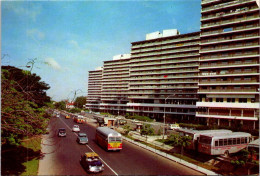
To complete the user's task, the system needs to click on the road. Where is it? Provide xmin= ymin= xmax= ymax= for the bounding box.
xmin=38 ymin=113 xmax=204 ymax=175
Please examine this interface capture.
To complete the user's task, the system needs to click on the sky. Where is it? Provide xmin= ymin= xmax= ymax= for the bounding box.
xmin=2 ymin=0 xmax=201 ymax=102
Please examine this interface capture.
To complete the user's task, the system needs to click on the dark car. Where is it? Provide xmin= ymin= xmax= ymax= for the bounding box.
xmin=58 ymin=128 xmax=66 ymax=137
xmin=80 ymin=152 xmax=104 ymax=173
xmin=76 ymin=133 xmax=88 ymax=144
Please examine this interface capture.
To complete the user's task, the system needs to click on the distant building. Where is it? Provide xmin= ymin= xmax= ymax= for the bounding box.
xmin=66 ymin=102 xmax=75 ymax=109
xmin=85 ymin=67 xmax=103 ymax=112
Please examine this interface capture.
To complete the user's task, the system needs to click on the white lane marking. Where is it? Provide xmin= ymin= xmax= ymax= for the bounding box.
xmin=58 ymin=117 xmax=119 ymax=176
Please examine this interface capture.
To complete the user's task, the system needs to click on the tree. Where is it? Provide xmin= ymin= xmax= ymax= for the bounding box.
xmin=2 ymin=66 xmax=51 ymax=107
xmin=74 ymin=96 xmax=86 ymax=109
xmin=54 ymin=100 xmax=66 ymax=110
xmin=1 ymin=66 xmax=51 ymax=145
xmin=140 ymin=124 xmax=155 ymax=140
xmin=165 ymin=134 xmax=192 ymax=155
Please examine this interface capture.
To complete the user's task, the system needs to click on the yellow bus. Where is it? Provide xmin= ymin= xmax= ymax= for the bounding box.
xmin=95 ymin=127 xmax=122 ymax=151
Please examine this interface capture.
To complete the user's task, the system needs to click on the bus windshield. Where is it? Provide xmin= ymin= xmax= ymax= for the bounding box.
xmin=109 ymin=137 xmax=122 ymax=142
xmin=199 ymin=136 xmax=212 ymax=144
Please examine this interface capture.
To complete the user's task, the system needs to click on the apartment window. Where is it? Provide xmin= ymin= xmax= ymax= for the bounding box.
xmin=223 ymin=27 xmax=233 ymax=32
xmin=227 ymin=98 xmax=235 ymax=102
xmin=239 ymin=98 xmax=247 ymax=103
xmin=216 ymin=98 xmax=223 ymax=102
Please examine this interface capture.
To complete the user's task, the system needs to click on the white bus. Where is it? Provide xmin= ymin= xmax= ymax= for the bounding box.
xmin=198 ymin=132 xmax=251 ymax=156
xmin=177 ymin=128 xmax=232 ymax=150
xmin=95 ymin=127 xmax=122 ymax=151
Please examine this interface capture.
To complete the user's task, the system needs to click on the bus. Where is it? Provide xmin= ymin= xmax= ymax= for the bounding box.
xmin=198 ymin=132 xmax=251 ymax=156
xmin=177 ymin=128 xmax=232 ymax=150
xmin=74 ymin=115 xmax=84 ymax=124
xmin=95 ymin=127 xmax=122 ymax=151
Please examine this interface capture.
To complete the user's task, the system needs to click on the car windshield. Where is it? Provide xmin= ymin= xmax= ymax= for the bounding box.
xmin=79 ymin=133 xmax=87 ymax=137
xmin=59 ymin=129 xmax=66 ymax=132
xmin=89 ymin=160 xmax=102 ymax=166
xmin=74 ymin=125 xmax=79 ymax=128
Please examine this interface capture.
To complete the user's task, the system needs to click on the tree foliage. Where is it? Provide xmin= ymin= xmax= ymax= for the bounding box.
xmin=165 ymin=134 xmax=192 ymax=155
xmin=74 ymin=96 xmax=86 ymax=109
xmin=1 ymin=66 xmax=51 ymax=145
xmin=140 ymin=124 xmax=155 ymax=137
xmin=54 ymin=100 xmax=66 ymax=110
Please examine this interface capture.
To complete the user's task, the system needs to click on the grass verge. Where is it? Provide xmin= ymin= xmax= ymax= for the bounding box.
xmin=20 ymin=136 xmax=42 ymax=176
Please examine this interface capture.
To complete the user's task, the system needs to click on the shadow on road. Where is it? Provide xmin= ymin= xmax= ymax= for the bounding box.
xmin=1 ymin=144 xmax=43 ymax=175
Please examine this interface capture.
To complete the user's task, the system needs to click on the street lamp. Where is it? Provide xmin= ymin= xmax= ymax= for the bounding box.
xmin=163 ymin=94 xmax=175 ymax=139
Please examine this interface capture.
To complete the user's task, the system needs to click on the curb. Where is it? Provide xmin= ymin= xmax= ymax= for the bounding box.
xmin=122 ymin=136 xmax=219 ymax=175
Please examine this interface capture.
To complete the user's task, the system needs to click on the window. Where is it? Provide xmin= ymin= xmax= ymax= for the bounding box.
xmin=241 ymin=137 xmax=245 ymax=144
xmin=232 ymin=138 xmax=237 ymax=145
xmin=228 ymin=139 xmax=232 ymax=145
xmin=239 ymin=98 xmax=247 ymax=103
xmin=223 ymin=27 xmax=233 ymax=32
xmin=219 ymin=139 xmax=224 ymax=146
xmin=215 ymin=140 xmax=219 ymax=147
xmin=237 ymin=138 xmax=241 ymax=144
xmin=224 ymin=139 xmax=228 ymax=146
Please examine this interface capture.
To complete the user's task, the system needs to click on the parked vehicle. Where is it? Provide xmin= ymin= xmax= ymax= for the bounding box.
xmin=96 ymin=127 xmax=122 ymax=151
xmin=118 ymin=119 xmax=127 ymax=125
xmin=58 ymin=128 xmax=66 ymax=137
xmin=77 ymin=133 xmax=88 ymax=144
xmin=65 ymin=115 xmax=70 ymax=119
xmin=177 ymin=128 xmax=232 ymax=150
xmin=168 ymin=123 xmax=180 ymax=130
xmin=80 ymin=152 xmax=104 ymax=173
xmin=198 ymin=132 xmax=251 ymax=156
xmin=72 ymin=125 xmax=80 ymax=132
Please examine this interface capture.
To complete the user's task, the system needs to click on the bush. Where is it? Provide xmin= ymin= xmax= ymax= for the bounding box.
xmin=68 ymin=108 xmax=81 ymax=113
xmin=129 ymin=115 xmax=153 ymax=122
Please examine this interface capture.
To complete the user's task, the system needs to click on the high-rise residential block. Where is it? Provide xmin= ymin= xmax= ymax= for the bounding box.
xmin=197 ymin=0 xmax=260 ymax=129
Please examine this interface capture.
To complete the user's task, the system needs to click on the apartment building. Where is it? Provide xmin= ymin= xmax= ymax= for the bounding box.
xmin=197 ymin=0 xmax=260 ymax=129
xmin=127 ymin=29 xmax=200 ymax=123
xmin=100 ymin=54 xmax=131 ymax=115
xmin=85 ymin=67 xmax=103 ymax=112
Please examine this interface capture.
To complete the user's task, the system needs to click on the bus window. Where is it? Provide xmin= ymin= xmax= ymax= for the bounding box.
xmin=237 ymin=138 xmax=241 ymax=144
xmin=109 ymin=137 xmax=116 ymax=142
xmin=215 ymin=140 xmax=219 ymax=146
xmin=241 ymin=137 xmax=245 ymax=144
xmin=224 ymin=139 xmax=228 ymax=146
xmin=228 ymin=138 xmax=232 ymax=145
xmin=245 ymin=137 xmax=248 ymax=143
xmin=219 ymin=139 xmax=224 ymax=146
xmin=116 ymin=137 xmax=122 ymax=142
xmin=232 ymin=138 xmax=237 ymax=145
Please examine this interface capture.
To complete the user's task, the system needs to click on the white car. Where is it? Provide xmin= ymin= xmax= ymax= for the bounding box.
xmin=72 ymin=125 xmax=80 ymax=132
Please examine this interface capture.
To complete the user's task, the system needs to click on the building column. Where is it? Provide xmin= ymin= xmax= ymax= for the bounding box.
xmin=228 ymin=120 xmax=231 ymax=127
xmin=207 ymin=118 xmax=210 ymax=126
xmin=253 ymin=121 xmax=256 ymax=130
xmin=218 ymin=119 xmax=220 ymax=126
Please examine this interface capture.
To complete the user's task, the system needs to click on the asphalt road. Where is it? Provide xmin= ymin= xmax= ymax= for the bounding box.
xmin=38 ymin=113 xmax=204 ymax=175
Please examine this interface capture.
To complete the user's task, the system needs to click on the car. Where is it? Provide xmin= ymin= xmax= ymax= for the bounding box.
xmin=58 ymin=128 xmax=66 ymax=137
xmin=72 ymin=125 xmax=80 ymax=132
xmin=80 ymin=152 xmax=104 ymax=173
xmin=65 ymin=115 xmax=70 ymax=119
xmin=168 ymin=123 xmax=180 ymax=130
xmin=77 ymin=133 xmax=88 ymax=144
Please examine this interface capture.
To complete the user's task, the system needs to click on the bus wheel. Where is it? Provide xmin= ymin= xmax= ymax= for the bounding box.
xmin=224 ymin=150 xmax=229 ymax=157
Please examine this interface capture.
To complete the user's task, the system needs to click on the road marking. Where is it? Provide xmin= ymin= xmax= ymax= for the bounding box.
xmin=58 ymin=116 xmax=119 ymax=176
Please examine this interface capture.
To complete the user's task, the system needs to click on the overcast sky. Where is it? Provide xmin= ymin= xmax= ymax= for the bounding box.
xmin=2 ymin=0 xmax=201 ymax=102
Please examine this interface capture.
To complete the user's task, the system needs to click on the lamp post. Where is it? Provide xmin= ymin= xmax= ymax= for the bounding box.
xmin=163 ymin=94 xmax=175 ymax=139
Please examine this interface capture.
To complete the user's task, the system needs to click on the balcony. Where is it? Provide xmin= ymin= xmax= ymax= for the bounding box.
xmin=201 ymin=0 xmax=255 ymax=13
xmin=201 ymin=6 xmax=259 ymax=22
xmin=198 ymin=88 xmax=258 ymax=94
xmin=196 ymin=112 xmax=258 ymax=121
xmin=200 ymin=52 xmax=259 ymax=62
